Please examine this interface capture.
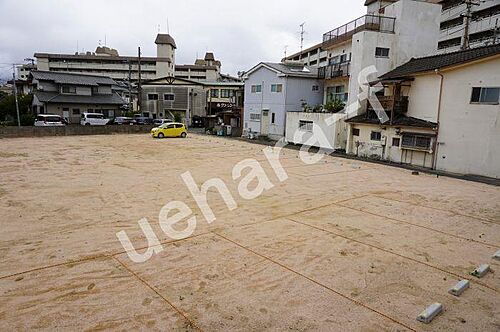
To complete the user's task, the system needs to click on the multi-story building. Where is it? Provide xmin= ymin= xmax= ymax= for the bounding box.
xmin=242 ymin=62 xmax=323 ymax=140
xmin=175 ymin=53 xmax=221 ymax=81
xmin=283 ymin=43 xmax=328 ymax=68
xmin=35 ymin=34 xmax=176 ymax=81
xmin=438 ymin=0 xmax=500 ymax=52
xmin=320 ymin=0 xmax=441 ymax=115
xmin=345 ymin=44 xmax=500 ymax=178
xmin=33 ymin=35 xmax=227 ymax=83
xmin=140 ymin=77 xmax=244 ymax=128
xmin=30 ymin=71 xmax=126 ymax=123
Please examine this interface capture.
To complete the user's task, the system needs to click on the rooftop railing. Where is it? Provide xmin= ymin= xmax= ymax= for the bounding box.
xmin=322 ymin=15 xmax=396 ymax=46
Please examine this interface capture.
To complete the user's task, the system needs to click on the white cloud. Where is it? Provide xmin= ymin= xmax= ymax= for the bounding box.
xmin=0 ymin=0 xmax=365 ymax=78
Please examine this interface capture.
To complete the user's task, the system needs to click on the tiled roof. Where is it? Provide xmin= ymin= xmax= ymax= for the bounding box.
xmin=261 ymin=62 xmax=319 ymax=78
xmin=346 ymin=113 xmax=437 ymax=128
xmin=31 ymin=71 xmax=117 ymax=86
xmin=34 ymin=91 xmax=125 ymax=105
xmin=380 ymin=44 xmax=500 ymax=80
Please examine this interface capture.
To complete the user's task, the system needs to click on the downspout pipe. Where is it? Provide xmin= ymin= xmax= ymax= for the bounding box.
xmin=433 ymin=69 xmax=444 ymax=170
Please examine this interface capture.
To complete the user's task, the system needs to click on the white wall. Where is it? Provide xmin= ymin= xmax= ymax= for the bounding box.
xmin=434 ymin=58 xmax=500 ymax=178
xmin=285 ymin=112 xmax=347 ymax=150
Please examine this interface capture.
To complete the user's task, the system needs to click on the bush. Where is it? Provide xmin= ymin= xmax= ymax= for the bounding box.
xmin=324 ymin=99 xmax=345 ymax=113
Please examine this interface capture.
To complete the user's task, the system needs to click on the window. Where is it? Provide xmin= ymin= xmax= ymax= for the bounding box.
xmin=312 ymin=85 xmax=320 ymax=92
xmin=250 ymin=113 xmax=261 ymax=121
xmin=175 ymin=124 xmax=184 ymax=128
xmin=402 ymin=134 xmax=432 ymax=150
xmin=271 ymin=113 xmax=275 ymax=124
xmin=251 ymin=85 xmax=262 ymax=93
xmin=271 ymin=84 xmax=283 ymax=93
xmin=299 ymin=120 xmax=313 ymax=132
xmin=327 ymin=85 xmax=348 ymax=102
xmin=375 ymin=47 xmax=390 ymax=57
xmin=470 ymin=87 xmax=500 ymax=104
xmin=352 ymin=128 xmax=360 ymax=136
xmin=148 ymin=94 xmax=159 ymax=100
xmin=164 ymin=93 xmax=175 ymax=101
xmin=62 ymin=86 xmax=76 ymax=94
xmin=392 ymin=137 xmax=401 ymax=147
xmin=92 ymin=87 xmax=99 ymax=95
xmin=221 ymin=89 xmax=234 ymax=98
xmin=72 ymin=108 xmax=80 ymax=115
xmin=370 ymin=131 xmax=382 ymax=141
xmin=210 ymin=89 xmax=219 ymax=98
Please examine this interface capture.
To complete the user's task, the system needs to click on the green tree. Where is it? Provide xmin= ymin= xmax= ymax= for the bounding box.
xmin=0 ymin=93 xmax=33 ymax=125
xmin=324 ymin=99 xmax=345 ymax=113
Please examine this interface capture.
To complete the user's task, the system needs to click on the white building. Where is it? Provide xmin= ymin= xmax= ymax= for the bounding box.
xmin=438 ymin=0 xmax=500 ymax=52
xmin=34 ymin=35 xmax=224 ymax=83
xmin=284 ymin=43 xmax=328 ymax=68
xmin=242 ymin=62 xmax=323 ymax=140
xmin=346 ymin=44 xmax=500 ymax=178
xmin=281 ymin=0 xmax=442 ymax=151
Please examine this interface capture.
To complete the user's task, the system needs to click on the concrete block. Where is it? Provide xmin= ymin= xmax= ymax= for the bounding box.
xmin=493 ymin=250 xmax=500 ymax=261
xmin=471 ymin=264 xmax=490 ymax=278
xmin=417 ymin=303 xmax=443 ymax=324
xmin=448 ymin=280 xmax=470 ymax=297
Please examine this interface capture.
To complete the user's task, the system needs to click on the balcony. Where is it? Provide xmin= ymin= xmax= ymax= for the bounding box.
xmin=322 ymin=15 xmax=396 ymax=47
xmin=318 ymin=62 xmax=350 ymax=79
xmin=367 ymin=96 xmax=408 ymax=117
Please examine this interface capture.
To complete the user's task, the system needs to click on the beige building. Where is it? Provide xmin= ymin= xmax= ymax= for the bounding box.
xmin=35 ymin=34 xmax=176 ymax=81
xmin=34 ymin=35 xmax=228 ymax=83
xmin=346 ymin=44 xmax=500 ymax=178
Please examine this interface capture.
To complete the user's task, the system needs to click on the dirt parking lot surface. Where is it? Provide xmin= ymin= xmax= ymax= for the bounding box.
xmin=0 ymin=133 xmax=499 ymax=331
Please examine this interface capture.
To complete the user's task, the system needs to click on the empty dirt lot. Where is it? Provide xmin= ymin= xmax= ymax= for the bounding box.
xmin=0 ymin=133 xmax=499 ymax=331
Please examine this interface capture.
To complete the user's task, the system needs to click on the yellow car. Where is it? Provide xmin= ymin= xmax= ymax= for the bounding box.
xmin=151 ymin=122 xmax=188 ymax=138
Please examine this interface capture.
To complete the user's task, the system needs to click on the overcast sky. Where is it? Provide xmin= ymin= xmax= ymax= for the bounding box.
xmin=0 ymin=0 xmax=365 ymax=80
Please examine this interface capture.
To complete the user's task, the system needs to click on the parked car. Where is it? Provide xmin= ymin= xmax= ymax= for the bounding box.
xmin=153 ymin=118 xmax=173 ymax=126
xmin=114 ymin=117 xmax=136 ymax=125
xmin=81 ymin=113 xmax=110 ymax=126
xmin=134 ymin=117 xmax=154 ymax=125
xmin=34 ymin=114 xmax=66 ymax=127
xmin=151 ymin=122 xmax=187 ymax=138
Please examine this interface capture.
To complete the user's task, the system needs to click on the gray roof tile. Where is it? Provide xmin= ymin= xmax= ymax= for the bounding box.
xmin=380 ymin=44 xmax=500 ymax=80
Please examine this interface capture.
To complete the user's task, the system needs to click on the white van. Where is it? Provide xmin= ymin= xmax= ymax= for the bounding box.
xmin=81 ymin=113 xmax=110 ymax=126
xmin=34 ymin=114 xmax=66 ymax=127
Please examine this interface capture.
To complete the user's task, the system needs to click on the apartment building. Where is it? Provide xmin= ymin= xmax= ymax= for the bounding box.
xmin=284 ymin=43 xmax=328 ymax=68
xmin=175 ymin=53 xmax=221 ymax=81
xmin=30 ymin=71 xmax=126 ymax=123
xmin=346 ymin=44 xmax=500 ymax=178
xmin=320 ymin=0 xmax=441 ymax=115
xmin=34 ymin=34 xmax=225 ymax=83
xmin=438 ymin=0 xmax=500 ymax=52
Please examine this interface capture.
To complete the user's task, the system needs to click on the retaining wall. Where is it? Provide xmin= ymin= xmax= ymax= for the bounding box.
xmin=0 ymin=125 xmax=154 ymax=139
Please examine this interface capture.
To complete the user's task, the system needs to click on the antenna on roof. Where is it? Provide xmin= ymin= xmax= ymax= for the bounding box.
xmin=284 ymin=45 xmax=288 ymax=59
xmin=167 ymin=18 xmax=170 ymax=34
xmin=104 ymin=34 xmax=107 ymax=47
xmin=299 ymin=22 xmax=306 ymax=53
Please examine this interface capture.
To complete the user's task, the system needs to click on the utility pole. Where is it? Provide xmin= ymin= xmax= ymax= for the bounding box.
xmin=137 ymin=47 xmax=142 ymax=114
xmin=461 ymin=0 xmax=480 ymax=50
xmin=12 ymin=65 xmax=21 ymax=127
xmin=127 ymin=60 xmax=132 ymax=113
xmin=299 ymin=22 xmax=306 ymax=53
